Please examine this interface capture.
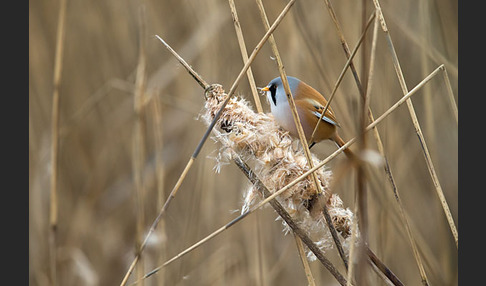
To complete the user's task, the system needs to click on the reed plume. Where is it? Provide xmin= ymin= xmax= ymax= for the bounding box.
xmin=201 ymin=83 xmax=355 ymax=260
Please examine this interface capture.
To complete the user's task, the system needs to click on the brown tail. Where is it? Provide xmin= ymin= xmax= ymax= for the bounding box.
xmin=331 ymin=133 xmax=355 ymax=160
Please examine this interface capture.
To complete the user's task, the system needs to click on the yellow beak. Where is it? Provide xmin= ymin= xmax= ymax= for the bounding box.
xmin=261 ymin=86 xmax=269 ymax=92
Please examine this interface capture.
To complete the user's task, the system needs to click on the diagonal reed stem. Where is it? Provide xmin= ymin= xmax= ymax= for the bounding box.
xmin=228 ymin=0 xmax=263 ymax=113
xmin=293 ymin=232 xmax=316 ymax=286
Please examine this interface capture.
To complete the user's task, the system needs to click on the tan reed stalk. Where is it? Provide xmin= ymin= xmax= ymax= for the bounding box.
xmin=132 ymin=104 xmax=146 ymax=286
xmin=419 ymin=0 xmax=437 ymax=161
xmin=147 ymin=4 xmax=230 ymax=90
xmin=49 ymin=0 xmax=67 ymax=284
xmin=354 ymin=111 xmax=369 ymax=282
xmin=360 ymin=0 xmax=369 ymax=94
xmin=228 ymin=0 xmax=263 ymax=113
xmin=346 ymin=200 xmax=359 ymax=286
xmin=355 ymin=15 xmax=373 ymax=285
xmin=227 ymin=2 xmax=266 ymax=284
xmin=150 ymin=91 xmax=168 ymax=285
xmin=119 ymin=4 xmax=296 ymax=284
xmin=293 ymin=232 xmax=317 ymax=286
xmin=133 ymin=6 xmax=148 ymax=285
xmin=372 ymin=0 xmax=458 ymax=250
xmin=253 ymin=212 xmax=265 ymax=286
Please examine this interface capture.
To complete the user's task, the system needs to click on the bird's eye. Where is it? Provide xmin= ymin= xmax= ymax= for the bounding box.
xmin=269 ymin=84 xmax=277 ymax=106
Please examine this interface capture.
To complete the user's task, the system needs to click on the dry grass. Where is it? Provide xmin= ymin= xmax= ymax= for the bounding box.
xmin=30 ymin=0 xmax=457 ymax=285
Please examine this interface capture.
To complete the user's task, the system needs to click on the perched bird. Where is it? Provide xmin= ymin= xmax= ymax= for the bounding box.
xmin=261 ymin=76 xmax=353 ymax=158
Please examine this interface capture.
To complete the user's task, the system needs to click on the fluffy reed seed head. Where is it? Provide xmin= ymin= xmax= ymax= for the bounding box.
xmin=202 ymin=84 xmax=355 ymax=258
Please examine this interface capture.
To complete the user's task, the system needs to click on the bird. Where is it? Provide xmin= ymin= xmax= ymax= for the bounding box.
xmin=261 ymin=76 xmax=354 ymax=158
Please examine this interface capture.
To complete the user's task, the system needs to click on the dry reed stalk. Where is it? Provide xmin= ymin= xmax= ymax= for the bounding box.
xmin=372 ymin=0 xmax=458 ymax=250
xmin=150 ymin=91 xmax=167 ymax=285
xmin=147 ymin=4 xmax=230 ymax=91
xmin=345 ymin=199 xmax=359 ymax=286
xmin=419 ymin=0 xmax=437 ymax=161
xmin=253 ymin=212 xmax=265 ymax=286
xmin=49 ymin=0 xmax=67 ymax=284
xmin=293 ymin=233 xmax=316 ymax=286
xmin=226 ymin=2 xmax=266 ymax=284
xmin=360 ymin=0 xmax=370 ymax=94
xmin=228 ymin=0 xmax=263 ymax=114
xmin=132 ymin=6 xmax=148 ymax=286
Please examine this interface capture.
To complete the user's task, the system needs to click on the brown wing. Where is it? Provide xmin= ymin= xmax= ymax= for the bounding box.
xmin=295 ymin=81 xmax=340 ymax=127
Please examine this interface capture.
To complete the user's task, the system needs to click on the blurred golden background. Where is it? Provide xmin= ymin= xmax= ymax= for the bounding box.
xmin=29 ymin=0 xmax=457 ymax=285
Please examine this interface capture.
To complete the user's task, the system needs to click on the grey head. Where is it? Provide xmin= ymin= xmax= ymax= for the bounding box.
xmin=265 ymin=76 xmax=301 ymax=106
